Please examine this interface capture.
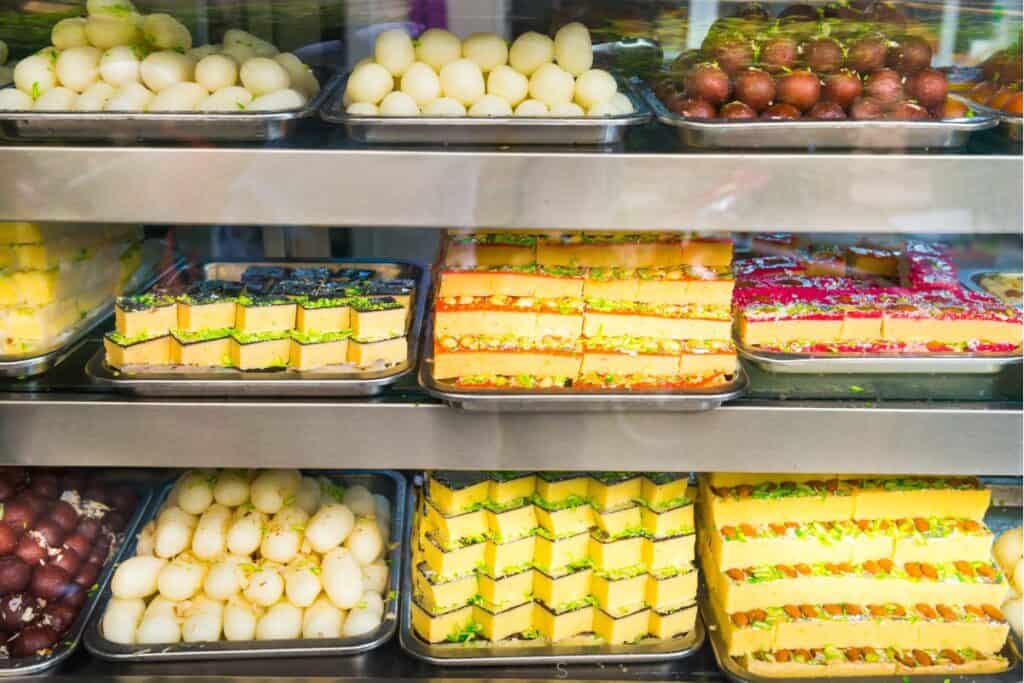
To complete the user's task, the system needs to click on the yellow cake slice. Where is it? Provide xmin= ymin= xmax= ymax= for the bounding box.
xmin=424 ymin=497 xmax=489 ymax=547
xmin=411 ymin=600 xmax=474 ymax=644
xmin=473 ymin=601 xmax=534 ymax=641
xmin=594 ymin=604 xmax=651 ymax=644
xmin=588 ymin=473 xmax=643 ymax=511
xmin=484 ymin=501 xmax=537 ymax=543
xmin=534 ymin=602 xmax=595 ymax=643
xmin=487 ymin=473 xmax=537 ymax=506
xmin=421 ymin=532 xmax=487 ymax=581
xmin=593 ymin=504 xmax=642 ymax=538
xmin=649 ymin=603 xmax=698 ymax=639
xmin=484 ymin=535 xmax=535 ymax=576
xmin=412 ymin=562 xmax=477 ymax=614
xmin=477 ymin=569 xmax=534 ymax=612
xmin=533 ymin=566 xmax=592 ymax=611
xmin=426 ymin=472 xmax=490 ymax=515
xmin=646 ymin=567 xmax=698 ymax=612
xmin=589 ymin=533 xmax=645 ymax=573
xmin=534 ymin=530 xmax=590 ymax=574
xmin=592 ymin=571 xmax=647 ymax=615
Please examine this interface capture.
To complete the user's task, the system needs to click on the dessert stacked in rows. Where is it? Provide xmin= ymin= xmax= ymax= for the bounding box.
xmin=103 ymin=469 xmax=391 ymax=644
xmin=0 ymin=222 xmax=142 ymax=356
xmin=432 ymin=231 xmax=737 ymax=390
xmin=412 ymin=472 xmax=698 ymax=645
xmin=0 ymin=467 xmax=138 ymax=658
xmin=733 ymin=235 xmax=1022 ymax=354
xmin=104 ymin=266 xmax=413 ymax=371
xmin=698 ymin=474 xmax=1012 ymax=676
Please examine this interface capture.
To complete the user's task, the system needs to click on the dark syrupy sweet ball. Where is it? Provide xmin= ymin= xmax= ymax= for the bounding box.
xmin=808 ymin=101 xmax=847 ymax=119
xmin=2 ymin=500 xmax=37 ymax=532
xmin=847 ymin=35 xmax=888 ymax=74
xmin=761 ymin=102 xmax=802 ymax=119
xmin=710 ymin=37 xmax=755 ymax=76
xmin=776 ymin=70 xmax=821 ymax=111
xmin=734 ymin=68 xmax=776 ymax=111
xmin=0 ymin=524 xmax=18 ymax=556
xmin=0 ymin=557 xmax=31 ymax=594
xmin=906 ymin=68 xmax=948 ymax=108
xmin=31 ymin=519 xmax=65 ymax=548
xmin=887 ymin=35 xmax=933 ymax=75
xmin=803 ymin=37 xmax=844 ymax=74
xmin=0 ymin=592 xmax=34 ymax=630
xmin=672 ymin=97 xmax=717 ymax=119
xmin=759 ymin=36 xmax=799 ymax=73
xmin=47 ymin=502 xmax=78 ymax=533
xmin=30 ymin=565 xmax=72 ymax=602
xmin=685 ymin=64 xmax=732 ymax=105
xmin=14 ymin=535 xmax=47 ymax=566
xmin=823 ymin=70 xmax=863 ymax=108
xmin=41 ymin=603 xmax=77 ymax=634
xmin=720 ymin=101 xmax=757 ymax=119
xmin=865 ymin=68 xmax=904 ymax=103
xmin=8 ymin=625 xmax=59 ymax=658
xmin=885 ymin=100 xmax=931 ymax=120
xmin=73 ymin=518 xmax=100 ymax=542
xmin=850 ymin=97 xmax=885 ymax=119
xmin=49 ymin=548 xmax=81 ymax=576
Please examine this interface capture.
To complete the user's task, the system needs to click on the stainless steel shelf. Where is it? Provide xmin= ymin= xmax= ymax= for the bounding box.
xmin=0 ymin=124 xmax=1019 ymax=231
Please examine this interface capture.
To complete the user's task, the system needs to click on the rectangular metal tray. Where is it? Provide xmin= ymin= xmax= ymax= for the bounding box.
xmin=0 ymin=477 xmax=154 ymax=677
xmin=84 ymin=258 xmax=429 ymax=397
xmin=321 ymin=76 xmax=650 ymax=145
xmin=641 ymin=87 xmax=997 ymax=149
xmin=398 ymin=484 xmax=705 ymax=665
xmin=737 ymin=339 xmax=1022 ymax=375
xmin=962 ymin=269 xmax=1024 ymax=309
xmin=85 ymin=469 xmax=407 ymax=662
xmin=0 ymin=67 xmax=341 ymax=143
xmin=419 ymin=319 xmax=748 ymax=412
xmin=0 ymin=241 xmax=170 ymax=379
xmin=966 ymin=100 xmax=1024 ymax=142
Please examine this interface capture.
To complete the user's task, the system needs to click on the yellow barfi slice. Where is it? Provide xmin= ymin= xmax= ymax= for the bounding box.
xmin=589 ymin=533 xmax=645 ymax=573
xmin=535 ymin=473 xmax=590 ymax=505
xmin=649 ymin=603 xmax=697 ymax=639
xmin=485 ymin=535 xmax=535 ymax=577
xmin=351 ymin=301 xmax=406 ymax=340
xmin=643 ymin=533 xmax=695 ymax=571
xmin=640 ymin=500 xmax=694 ymax=540
xmin=593 ymin=504 xmax=642 ymax=538
xmin=288 ymin=336 xmax=349 ymax=371
xmin=533 ymin=566 xmax=592 ymax=610
xmin=853 ymin=478 xmax=990 ymax=521
xmin=235 ymin=301 xmax=296 ymax=333
xmin=412 ymin=562 xmax=477 ymax=613
xmin=115 ymin=298 xmax=177 ymax=337
xmin=641 ymin=473 xmax=690 ymax=507
xmin=593 ymin=604 xmax=650 ymax=644
xmin=296 ymin=301 xmax=351 ymax=332
xmin=891 ymin=518 xmax=994 ymax=564
xmin=411 ymin=600 xmax=474 ymax=644
xmin=348 ymin=335 xmax=407 ymax=367
xmin=473 ymin=601 xmax=534 ymax=641
xmin=534 ymin=530 xmax=590 ymax=574
xmin=230 ymin=336 xmax=290 ymax=370
xmin=104 ymin=333 xmax=172 ymax=367
xmin=171 ymin=333 xmax=231 ymax=366
xmin=592 ymin=572 xmax=647 ymax=615
xmin=699 ymin=477 xmax=856 ymax=527
xmin=177 ymin=300 xmax=236 ymax=331
xmin=421 ymin=532 xmax=486 ymax=581
xmin=426 ymin=472 xmax=490 ymax=515
xmin=646 ymin=567 xmax=698 ymax=612
xmin=535 ymin=504 xmax=594 ymax=538
xmin=424 ymin=497 xmax=489 ymax=547
xmin=589 ymin=474 xmax=642 ymax=511
xmin=477 ymin=569 xmax=533 ymax=611
xmin=487 ymin=472 xmax=537 ymax=505
xmin=484 ymin=501 xmax=537 ymax=542
xmin=534 ymin=602 xmax=594 ymax=643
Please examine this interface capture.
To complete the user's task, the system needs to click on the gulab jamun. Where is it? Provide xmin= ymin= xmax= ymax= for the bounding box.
xmin=685 ymin=64 xmax=732 ymax=105
xmin=887 ymin=35 xmax=933 ymax=75
xmin=865 ymin=68 xmax=904 ymax=103
xmin=0 ymin=592 xmax=34 ymax=630
xmin=779 ymin=4 xmax=819 ymax=21
xmin=885 ymin=100 xmax=930 ymax=120
xmin=83 ymin=484 xmax=111 ymax=505
xmin=47 ymin=502 xmax=78 ymax=532
xmin=49 ymin=548 xmax=81 ymax=576
xmin=734 ymin=68 xmax=776 ymax=111
xmin=720 ymin=101 xmax=757 ymax=119
xmin=31 ymin=520 xmax=65 ymax=548
xmin=0 ymin=523 xmax=18 ymax=556
xmin=803 ymin=37 xmax=844 ymax=74
xmin=73 ymin=518 xmax=100 ymax=542
xmin=823 ymin=70 xmax=863 ymax=108
xmin=18 ymin=493 xmax=49 ymax=517
xmin=28 ymin=474 xmax=59 ymax=500
xmin=0 ymin=479 xmax=15 ymax=502
xmin=2 ymin=501 xmax=37 ymax=531
xmin=62 ymin=534 xmax=91 ymax=559
xmin=906 ymin=68 xmax=948 ymax=108
xmin=14 ymin=535 xmax=47 ymax=566
xmin=759 ymin=36 xmax=799 ymax=72
xmin=73 ymin=561 xmax=101 ymax=588
xmin=808 ymin=101 xmax=847 ymax=119
xmin=8 ymin=625 xmax=59 ymax=658
xmin=850 ymin=97 xmax=885 ymax=119
xmin=41 ymin=603 xmax=76 ymax=634
xmin=61 ymin=583 xmax=87 ymax=609
xmin=847 ymin=35 xmax=888 ymax=74
xmin=761 ymin=102 xmax=802 ymax=119
xmin=712 ymin=38 xmax=755 ymax=76
xmin=776 ymin=70 xmax=821 ymax=111
xmin=102 ymin=511 xmax=127 ymax=533
xmin=0 ymin=557 xmax=31 ymax=593
xmin=30 ymin=565 xmax=71 ymax=601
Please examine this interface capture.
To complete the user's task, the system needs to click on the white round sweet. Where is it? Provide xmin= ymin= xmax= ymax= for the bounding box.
xmin=148 ymin=81 xmax=207 ymax=111
xmin=361 ymin=561 xmax=388 ymax=593
xmin=421 ymin=97 xmax=465 ymax=116
xmin=509 ymin=32 xmax=554 ymax=76
xmin=611 ymin=91 xmax=634 ymax=114
xmin=462 ymin=32 xmax=508 ymax=73
xmin=342 ymin=608 xmax=381 ymax=637
xmin=549 ymin=101 xmax=584 ymax=116
xmin=223 ymin=599 xmax=258 ymax=641
xmin=274 ymin=53 xmax=319 ymax=98
xmin=194 ymin=54 xmax=237 ymax=92
xmin=0 ymin=88 xmax=34 ymax=111
xmin=302 ymin=597 xmax=343 ymax=639
xmin=85 ymin=15 xmax=142 ymax=50
xmin=204 ymin=560 xmax=244 ymax=599
xmin=73 ymin=81 xmax=116 ymax=110
xmin=212 ymin=470 xmax=249 ymax=507
xmin=468 ymin=93 xmax=512 ymax=117
xmin=346 ymin=62 xmax=393 ymax=104
xmin=86 ymin=0 xmax=138 ymax=17
xmin=374 ymin=28 xmax=415 ymax=77
xmin=573 ymin=68 xmax=617 ymax=109
xmin=1015 ymin=558 xmax=1024 ymax=595
xmin=141 ymin=51 xmax=194 ymax=93
xmin=528 ymin=62 xmax=573 ymax=107
xmin=32 ymin=86 xmax=76 ymax=110
xmin=416 ymin=28 xmax=461 ymax=71
xmin=52 ymin=17 xmax=89 ymax=50
xmin=322 ymin=547 xmax=363 ymax=609
xmin=248 ymin=88 xmax=306 ymax=111
xmin=157 ymin=556 xmax=205 ymax=600
xmin=56 ymin=46 xmax=102 ymax=92
xmin=256 ymin=602 xmax=302 ymax=640
xmin=345 ymin=101 xmax=378 ymax=115
xmin=14 ymin=54 xmax=58 ymax=98
xmin=102 ymin=597 xmax=145 ymax=644
xmin=284 ymin=565 xmax=322 ymax=607
xmin=195 ymin=86 xmax=252 ymax=113
xmin=244 ymin=567 xmax=284 ymax=606
xmin=240 ymin=57 xmax=290 ymax=96
xmin=554 ymin=22 xmax=593 ymax=76
xmin=104 ymin=82 xmax=154 ymax=111
xmin=143 ymin=13 xmax=192 ymax=50
xmin=379 ymin=90 xmax=419 ymax=116
xmin=111 ymin=556 xmax=166 ymax=598
xmin=136 ymin=614 xmax=181 ymax=644
xmin=100 ymin=46 xmax=142 ymax=86
xmin=994 ymin=527 xmax=1023 ymax=572
xmin=587 ymin=100 xmax=619 ymax=116
xmin=514 ymin=98 xmax=548 ymax=116
xmin=487 ymin=64 xmax=528 ymax=106
xmin=400 ymin=61 xmax=442 ymax=106
xmin=187 ymin=44 xmax=220 ymax=63
xmin=221 ymin=44 xmax=257 ymax=66
xmin=342 ymin=485 xmax=376 ymax=517
xmin=439 ymin=58 xmax=484 ymax=106
xmin=223 ymin=29 xmax=278 ymax=58
xmin=345 ymin=517 xmax=384 ymax=564
xmin=1005 ymin=596 xmax=1023 ymax=638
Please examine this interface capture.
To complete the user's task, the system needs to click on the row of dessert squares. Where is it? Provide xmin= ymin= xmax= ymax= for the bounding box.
xmin=410 ymin=471 xmax=1017 ymax=676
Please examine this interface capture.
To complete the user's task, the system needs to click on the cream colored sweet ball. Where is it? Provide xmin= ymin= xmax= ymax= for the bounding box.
xmin=554 ymin=22 xmax=593 ymax=76
xmin=468 ymin=94 xmax=512 ymax=117
xmin=240 ymin=57 xmax=291 ymax=97
xmin=379 ymin=90 xmax=419 ymax=115
xmin=573 ymin=68 xmax=617 ymax=109
xmin=346 ymin=101 xmax=378 ymax=115
xmin=140 ymin=51 xmax=194 ymax=93
xmin=415 ymin=28 xmax=461 ymax=71
xmin=528 ymin=62 xmax=574 ymax=107
xmin=248 ymin=89 xmax=306 ymax=111
xmin=399 ymin=61 xmax=441 ymax=107
xmin=84 ymin=14 xmax=142 ymax=50
xmin=0 ymin=88 xmax=34 ymax=111
xmin=143 ymin=13 xmax=193 ymax=50
xmin=994 ymin=527 xmax=1023 ymax=573
xmin=73 ymin=82 xmax=116 ymax=111
xmin=487 ymin=65 xmax=528 ymax=106
xmin=439 ymin=58 xmax=485 ymax=106
xmin=197 ymin=86 xmax=254 ymax=111
xmin=100 ymin=46 xmax=142 ymax=86
xmin=508 ymin=32 xmax=553 ymax=76
xmin=550 ymin=101 xmax=584 ymax=116
xmin=34 ymin=86 xmax=78 ymax=110
xmin=346 ymin=61 xmax=393 ymax=105
xmin=195 ymin=54 xmax=238 ymax=92
xmin=422 ymin=97 xmax=465 ymax=116
xmin=56 ymin=46 xmax=103 ymax=92
xmin=273 ymin=53 xmax=319 ymax=98
xmin=52 ymin=17 xmax=89 ymax=50
xmin=148 ymin=81 xmax=207 ymax=111
xmin=104 ymin=82 xmax=154 ymax=111
xmin=514 ymin=99 xmax=548 ymax=116
xmin=14 ymin=54 xmax=58 ymax=97
xmin=374 ymin=28 xmax=415 ymax=77
xmin=462 ymin=32 xmax=507 ymax=73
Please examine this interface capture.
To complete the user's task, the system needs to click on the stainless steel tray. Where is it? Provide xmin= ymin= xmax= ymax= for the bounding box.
xmin=0 ymin=68 xmax=341 ymax=143
xmin=398 ymin=484 xmax=705 ymax=665
xmin=419 ymin=319 xmax=748 ymax=412
xmin=0 ymin=241 xmax=170 ymax=379
xmin=321 ymin=77 xmax=650 ymax=145
xmin=641 ymin=87 xmax=997 ymax=149
xmin=0 ymin=477 xmax=153 ymax=676
xmin=962 ymin=269 xmax=1024 ymax=309
xmin=85 ymin=469 xmax=407 ymax=662
xmin=737 ymin=339 xmax=1022 ymax=375
xmin=85 ymin=259 xmax=429 ymax=397
xmin=966 ymin=100 xmax=1024 ymax=142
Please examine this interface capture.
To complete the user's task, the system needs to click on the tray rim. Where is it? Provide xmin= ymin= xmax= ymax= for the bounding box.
xmin=0 ymin=242 xmax=175 ymax=378
xmin=0 ymin=478 xmax=154 ymax=676
xmin=398 ymin=483 xmax=706 ymax=665
xmin=84 ymin=258 xmax=429 ymax=396
xmin=84 ymin=469 xmax=407 ymax=662
xmin=961 ymin=269 xmax=1024 ymax=310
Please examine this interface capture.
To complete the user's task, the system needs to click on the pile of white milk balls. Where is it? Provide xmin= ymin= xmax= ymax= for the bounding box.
xmin=994 ymin=526 xmax=1024 ymax=638
xmin=103 ymin=469 xmax=392 ymax=644
xmin=345 ymin=23 xmax=634 ymax=117
xmin=0 ymin=0 xmax=318 ymax=112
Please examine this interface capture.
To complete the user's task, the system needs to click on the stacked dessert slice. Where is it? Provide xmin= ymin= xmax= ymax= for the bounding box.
xmin=105 ymin=265 xmax=414 ymax=371
xmin=410 ymin=471 xmax=699 ymax=646
xmin=698 ymin=473 xmax=1012 ymax=677
xmin=433 ymin=231 xmax=738 ymax=390
xmin=734 ymin=236 xmax=1023 ymax=354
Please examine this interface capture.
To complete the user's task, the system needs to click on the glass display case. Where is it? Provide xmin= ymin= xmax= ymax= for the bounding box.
xmin=0 ymin=1 xmax=1020 ymax=682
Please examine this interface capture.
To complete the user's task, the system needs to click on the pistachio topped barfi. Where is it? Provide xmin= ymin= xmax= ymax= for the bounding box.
xmin=115 ymin=292 xmax=177 ymax=338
